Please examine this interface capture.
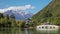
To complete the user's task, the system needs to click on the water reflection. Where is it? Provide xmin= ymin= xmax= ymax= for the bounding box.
xmin=11 ymin=27 xmax=22 ymax=34
xmin=0 ymin=27 xmax=60 ymax=34
xmin=21 ymin=28 xmax=36 ymax=34
xmin=37 ymin=30 xmax=59 ymax=34
xmin=0 ymin=28 xmax=11 ymax=34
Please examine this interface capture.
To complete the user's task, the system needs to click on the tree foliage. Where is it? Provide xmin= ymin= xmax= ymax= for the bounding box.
xmin=32 ymin=0 xmax=60 ymax=26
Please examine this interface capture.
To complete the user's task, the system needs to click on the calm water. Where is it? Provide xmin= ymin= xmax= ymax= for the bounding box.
xmin=0 ymin=27 xmax=60 ymax=34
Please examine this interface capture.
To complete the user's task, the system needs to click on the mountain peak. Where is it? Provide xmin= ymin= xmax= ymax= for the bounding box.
xmin=3 ymin=9 xmax=33 ymax=20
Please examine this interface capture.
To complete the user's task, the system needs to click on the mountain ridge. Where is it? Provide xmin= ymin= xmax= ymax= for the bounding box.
xmin=3 ymin=10 xmax=33 ymax=20
xmin=32 ymin=0 xmax=60 ymax=25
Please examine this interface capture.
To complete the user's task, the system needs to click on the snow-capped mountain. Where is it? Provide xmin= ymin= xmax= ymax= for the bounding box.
xmin=0 ymin=5 xmax=34 ymax=20
xmin=3 ymin=10 xmax=33 ymax=20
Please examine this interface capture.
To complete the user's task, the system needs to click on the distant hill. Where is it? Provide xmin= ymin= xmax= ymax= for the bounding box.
xmin=3 ymin=10 xmax=33 ymax=20
xmin=32 ymin=0 xmax=60 ymax=25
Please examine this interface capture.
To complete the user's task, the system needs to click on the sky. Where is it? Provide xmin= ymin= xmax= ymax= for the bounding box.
xmin=0 ymin=0 xmax=52 ymax=14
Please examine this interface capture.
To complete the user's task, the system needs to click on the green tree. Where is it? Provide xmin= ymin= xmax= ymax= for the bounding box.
xmin=10 ymin=15 xmax=16 ymax=27
xmin=0 ymin=13 xmax=4 ymax=18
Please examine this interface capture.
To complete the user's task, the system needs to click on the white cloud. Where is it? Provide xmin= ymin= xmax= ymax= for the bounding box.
xmin=0 ymin=5 xmax=35 ymax=13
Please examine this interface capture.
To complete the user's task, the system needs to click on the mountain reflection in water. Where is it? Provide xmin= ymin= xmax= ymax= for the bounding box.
xmin=0 ymin=27 xmax=60 ymax=34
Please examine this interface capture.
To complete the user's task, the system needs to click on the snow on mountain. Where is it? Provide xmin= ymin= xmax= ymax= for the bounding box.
xmin=3 ymin=10 xmax=33 ymax=20
xmin=0 ymin=5 xmax=34 ymax=20
xmin=0 ymin=5 xmax=35 ymax=13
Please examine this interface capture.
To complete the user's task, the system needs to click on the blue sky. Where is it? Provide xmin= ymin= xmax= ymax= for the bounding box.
xmin=0 ymin=0 xmax=52 ymax=14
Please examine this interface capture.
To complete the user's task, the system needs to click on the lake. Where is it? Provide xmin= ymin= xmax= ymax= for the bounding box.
xmin=0 ymin=27 xmax=60 ymax=34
